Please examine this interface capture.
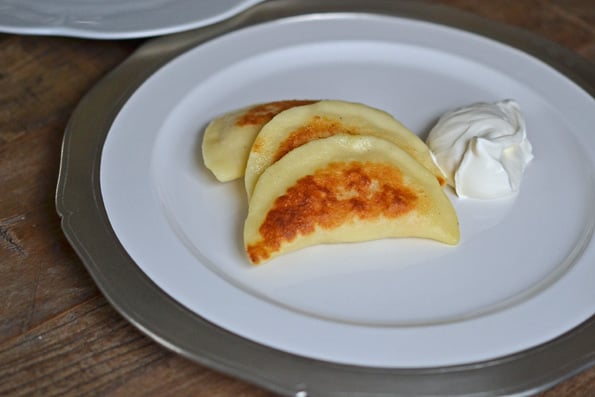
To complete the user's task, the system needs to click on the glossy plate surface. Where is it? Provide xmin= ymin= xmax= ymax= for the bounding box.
xmin=0 ymin=0 xmax=262 ymax=39
xmin=57 ymin=1 xmax=595 ymax=395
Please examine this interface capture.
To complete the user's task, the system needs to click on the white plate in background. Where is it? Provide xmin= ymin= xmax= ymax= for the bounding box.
xmin=0 ymin=0 xmax=263 ymax=39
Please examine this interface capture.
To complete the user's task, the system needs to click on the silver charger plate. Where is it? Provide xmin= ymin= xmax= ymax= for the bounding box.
xmin=56 ymin=0 xmax=595 ymax=395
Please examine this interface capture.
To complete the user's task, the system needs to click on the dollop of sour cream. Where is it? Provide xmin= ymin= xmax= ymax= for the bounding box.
xmin=426 ymin=100 xmax=533 ymax=199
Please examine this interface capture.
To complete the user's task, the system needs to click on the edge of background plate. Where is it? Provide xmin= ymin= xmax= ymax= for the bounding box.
xmin=56 ymin=0 xmax=595 ymax=396
xmin=0 ymin=0 xmax=264 ymax=39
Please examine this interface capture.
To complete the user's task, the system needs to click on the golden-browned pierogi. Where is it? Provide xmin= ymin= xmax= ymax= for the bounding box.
xmin=202 ymin=100 xmax=317 ymax=182
xmin=244 ymin=100 xmax=445 ymax=197
xmin=244 ymin=134 xmax=459 ymax=265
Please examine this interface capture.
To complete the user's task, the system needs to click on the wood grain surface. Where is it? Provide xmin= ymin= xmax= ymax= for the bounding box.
xmin=0 ymin=0 xmax=593 ymax=396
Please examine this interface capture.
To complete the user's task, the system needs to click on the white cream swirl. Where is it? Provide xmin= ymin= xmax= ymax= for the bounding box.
xmin=426 ymin=100 xmax=533 ymax=199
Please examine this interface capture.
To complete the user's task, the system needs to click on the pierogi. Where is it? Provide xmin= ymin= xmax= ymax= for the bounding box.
xmin=244 ymin=134 xmax=459 ymax=265
xmin=244 ymin=100 xmax=446 ymax=197
xmin=202 ymin=100 xmax=317 ymax=182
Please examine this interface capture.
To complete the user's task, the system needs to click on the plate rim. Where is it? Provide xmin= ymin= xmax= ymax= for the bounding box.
xmin=0 ymin=0 xmax=264 ymax=39
xmin=56 ymin=0 xmax=595 ymax=395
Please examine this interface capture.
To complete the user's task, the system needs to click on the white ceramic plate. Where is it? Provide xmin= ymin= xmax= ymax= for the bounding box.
xmin=100 ymin=13 xmax=595 ymax=368
xmin=0 ymin=0 xmax=263 ymax=39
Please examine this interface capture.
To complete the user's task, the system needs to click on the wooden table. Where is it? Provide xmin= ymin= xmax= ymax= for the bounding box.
xmin=1 ymin=0 xmax=593 ymax=395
